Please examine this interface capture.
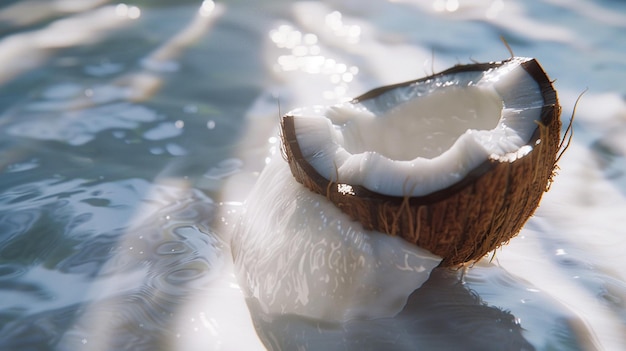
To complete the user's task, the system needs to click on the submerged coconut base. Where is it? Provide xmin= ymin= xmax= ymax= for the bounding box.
xmin=281 ymin=58 xmax=561 ymax=266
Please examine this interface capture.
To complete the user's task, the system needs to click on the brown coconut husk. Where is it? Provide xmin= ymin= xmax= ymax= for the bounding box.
xmin=280 ymin=58 xmax=561 ymax=267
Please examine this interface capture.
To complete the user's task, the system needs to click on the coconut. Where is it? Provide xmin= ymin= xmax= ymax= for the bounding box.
xmin=281 ymin=57 xmax=561 ymax=267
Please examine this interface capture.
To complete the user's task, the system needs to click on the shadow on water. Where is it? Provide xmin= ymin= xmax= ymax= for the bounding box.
xmin=590 ymin=137 xmax=626 ymax=198
xmin=248 ymin=265 xmax=596 ymax=351
xmin=248 ymin=267 xmax=530 ymax=351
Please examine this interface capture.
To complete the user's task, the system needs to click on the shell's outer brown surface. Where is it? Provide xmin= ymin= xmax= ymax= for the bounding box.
xmin=281 ymin=58 xmax=561 ymax=267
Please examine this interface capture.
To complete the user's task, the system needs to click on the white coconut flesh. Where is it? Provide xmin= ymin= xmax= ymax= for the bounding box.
xmin=289 ymin=57 xmax=545 ymax=197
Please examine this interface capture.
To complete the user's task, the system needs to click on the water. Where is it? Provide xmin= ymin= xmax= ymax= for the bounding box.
xmin=0 ymin=0 xmax=625 ymax=350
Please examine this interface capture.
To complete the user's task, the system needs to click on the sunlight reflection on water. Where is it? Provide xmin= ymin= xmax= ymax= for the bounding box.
xmin=0 ymin=0 xmax=625 ymax=350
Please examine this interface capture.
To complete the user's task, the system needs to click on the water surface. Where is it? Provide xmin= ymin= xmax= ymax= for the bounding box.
xmin=0 ymin=0 xmax=625 ymax=350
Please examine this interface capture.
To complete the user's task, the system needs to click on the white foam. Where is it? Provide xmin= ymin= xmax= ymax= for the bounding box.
xmin=231 ymin=156 xmax=441 ymax=322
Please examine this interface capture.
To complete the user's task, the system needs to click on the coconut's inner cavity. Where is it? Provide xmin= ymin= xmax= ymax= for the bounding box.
xmin=331 ymin=86 xmax=502 ymax=160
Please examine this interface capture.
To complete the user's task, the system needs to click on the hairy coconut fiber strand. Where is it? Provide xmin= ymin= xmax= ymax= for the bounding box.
xmin=281 ymin=58 xmax=561 ymax=266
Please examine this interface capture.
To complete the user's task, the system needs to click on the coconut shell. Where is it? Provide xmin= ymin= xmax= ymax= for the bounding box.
xmin=281 ymin=58 xmax=561 ymax=267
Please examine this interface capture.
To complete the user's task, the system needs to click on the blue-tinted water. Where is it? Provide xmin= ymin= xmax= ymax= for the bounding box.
xmin=0 ymin=1 xmax=625 ymax=350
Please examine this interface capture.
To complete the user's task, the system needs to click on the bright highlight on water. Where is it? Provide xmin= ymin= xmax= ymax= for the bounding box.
xmin=0 ymin=1 xmax=625 ymax=351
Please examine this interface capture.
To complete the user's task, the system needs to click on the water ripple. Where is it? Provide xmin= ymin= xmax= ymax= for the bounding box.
xmin=0 ymin=264 xmax=26 ymax=281
xmin=57 ymin=232 xmax=123 ymax=277
xmin=0 ymin=174 xmax=222 ymax=350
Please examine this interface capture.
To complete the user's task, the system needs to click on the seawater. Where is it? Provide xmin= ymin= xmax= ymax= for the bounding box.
xmin=0 ymin=1 xmax=625 ymax=350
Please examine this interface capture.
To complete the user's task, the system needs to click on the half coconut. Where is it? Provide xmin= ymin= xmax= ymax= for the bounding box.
xmin=281 ymin=57 xmax=561 ymax=266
